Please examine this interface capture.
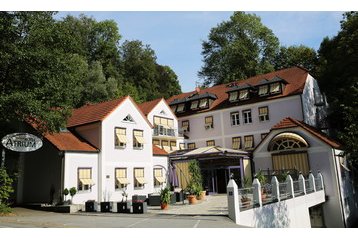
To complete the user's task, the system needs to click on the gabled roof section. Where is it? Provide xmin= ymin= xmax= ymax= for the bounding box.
xmin=167 ymin=67 xmax=309 ymax=117
xmin=271 ymin=117 xmax=341 ymax=149
xmin=153 ymin=145 xmax=168 ymax=156
xmin=67 ymin=97 xmax=127 ymax=127
xmin=138 ymin=98 xmax=163 ymax=116
xmin=45 ymin=131 xmax=98 ymax=152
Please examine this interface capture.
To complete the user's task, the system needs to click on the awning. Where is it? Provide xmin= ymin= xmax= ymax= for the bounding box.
xmin=116 ymin=177 xmax=130 ymax=184
xmin=116 ymin=134 xmax=127 ymax=143
xmin=155 ymin=176 xmax=165 ymax=183
xmin=80 ymin=178 xmax=94 ymax=185
xmin=162 ymin=145 xmax=171 ymax=152
xmin=135 ymin=177 xmax=147 ymax=184
xmin=134 ymin=135 xmax=146 ymax=144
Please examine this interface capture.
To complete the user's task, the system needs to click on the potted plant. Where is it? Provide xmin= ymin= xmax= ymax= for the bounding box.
xmin=160 ymin=187 xmax=171 ymax=210
xmin=256 ymin=170 xmax=268 ymax=201
xmin=63 ymin=188 xmax=69 ymax=204
xmin=69 ymin=187 xmax=77 ymax=204
xmin=240 ymin=195 xmax=251 ymax=208
xmin=187 ymin=160 xmax=205 ymax=201
xmin=185 ymin=183 xmax=198 ymax=205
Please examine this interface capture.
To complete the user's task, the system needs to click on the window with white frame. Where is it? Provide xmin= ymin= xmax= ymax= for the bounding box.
xmin=182 ymin=120 xmax=190 ymax=132
xmin=239 ymin=90 xmax=249 ymax=100
xmin=176 ymin=103 xmax=185 ymax=113
xmin=258 ymin=106 xmax=269 ymax=122
xmin=244 ymin=135 xmax=254 ymax=149
xmin=115 ymin=168 xmax=129 ymax=190
xmin=187 ymin=143 xmax=196 ymax=149
xmin=258 ymin=85 xmax=269 ymax=96
xmin=179 ymin=143 xmax=185 ymax=150
xmin=154 ymin=168 xmax=165 ymax=187
xmin=229 ymin=91 xmax=238 ymax=102
xmin=206 ymin=140 xmax=215 ymax=146
xmin=170 ymin=141 xmax=177 ymax=151
xmin=153 ymin=139 xmax=160 ymax=146
xmin=230 ymin=111 xmax=240 ymax=126
xmin=205 ymin=116 xmax=214 ymax=129
xmin=270 ymin=82 xmax=281 ymax=94
xmin=134 ymin=168 xmax=146 ymax=188
xmin=161 ymin=140 xmax=170 ymax=152
xmin=243 ymin=110 xmax=252 ymax=124
xmin=78 ymin=168 xmax=94 ymax=191
xmin=190 ymin=100 xmax=199 ymax=109
xmin=232 ymin=137 xmax=241 ymax=150
xmin=115 ymin=127 xmax=127 ymax=149
xmin=199 ymin=99 xmax=208 ymax=108
xmin=133 ymin=130 xmax=144 ymax=149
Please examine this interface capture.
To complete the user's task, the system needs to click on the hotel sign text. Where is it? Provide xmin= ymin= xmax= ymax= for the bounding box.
xmin=2 ymin=133 xmax=43 ymax=152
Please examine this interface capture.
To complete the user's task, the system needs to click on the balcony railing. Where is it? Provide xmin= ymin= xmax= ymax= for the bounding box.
xmin=153 ymin=126 xmax=177 ymax=137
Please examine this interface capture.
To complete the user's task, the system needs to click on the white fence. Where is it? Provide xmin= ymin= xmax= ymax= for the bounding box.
xmin=227 ymin=172 xmax=325 ymax=227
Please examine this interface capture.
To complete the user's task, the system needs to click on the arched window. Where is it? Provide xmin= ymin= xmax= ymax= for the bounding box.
xmin=269 ymin=132 xmax=308 ymax=151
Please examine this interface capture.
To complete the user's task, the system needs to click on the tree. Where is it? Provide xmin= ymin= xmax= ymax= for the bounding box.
xmin=0 ymin=167 xmax=14 ymax=213
xmin=198 ymin=11 xmax=280 ymax=87
xmin=317 ymin=12 xmax=358 ymax=167
xmin=274 ymin=45 xmax=318 ymax=73
xmin=156 ymin=65 xmax=182 ymax=99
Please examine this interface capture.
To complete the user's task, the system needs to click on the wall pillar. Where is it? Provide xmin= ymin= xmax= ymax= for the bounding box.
xmin=252 ymin=177 xmax=262 ymax=207
xmin=298 ymin=173 xmax=306 ymax=195
xmin=271 ymin=176 xmax=280 ymax=202
xmin=286 ymin=175 xmax=294 ymax=198
xmin=227 ymin=179 xmax=240 ymax=223
xmin=308 ymin=172 xmax=316 ymax=192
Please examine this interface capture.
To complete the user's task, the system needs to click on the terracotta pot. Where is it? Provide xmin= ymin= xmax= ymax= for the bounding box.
xmin=160 ymin=203 xmax=169 ymax=210
xmin=187 ymin=195 xmax=197 ymax=204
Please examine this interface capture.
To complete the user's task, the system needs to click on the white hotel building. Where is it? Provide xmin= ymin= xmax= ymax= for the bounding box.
xmin=7 ymin=66 xmax=357 ymax=227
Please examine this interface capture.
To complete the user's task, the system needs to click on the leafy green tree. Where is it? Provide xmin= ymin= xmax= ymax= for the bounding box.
xmin=274 ymin=45 xmax=318 ymax=73
xmin=317 ymin=12 xmax=358 ymax=167
xmin=156 ymin=65 xmax=182 ymax=99
xmin=0 ymin=167 xmax=14 ymax=212
xmin=198 ymin=11 xmax=280 ymax=87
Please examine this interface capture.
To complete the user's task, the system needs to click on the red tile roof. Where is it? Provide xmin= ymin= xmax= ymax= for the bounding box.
xmin=272 ymin=117 xmax=341 ymax=149
xmin=67 ymin=97 xmax=128 ymax=127
xmin=138 ymin=98 xmax=163 ymax=116
xmin=45 ymin=131 xmax=98 ymax=152
xmin=153 ymin=145 xmax=168 ymax=156
xmin=167 ymin=66 xmax=309 ymax=117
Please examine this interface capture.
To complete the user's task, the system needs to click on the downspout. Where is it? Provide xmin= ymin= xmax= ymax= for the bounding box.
xmin=331 ymin=148 xmax=347 ymax=227
xmin=60 ymin=151 xmax=65 ymax=203
xmin=300 ymin=94 xmax=306 ymax=123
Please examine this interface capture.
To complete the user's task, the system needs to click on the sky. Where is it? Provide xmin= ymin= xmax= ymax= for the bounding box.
xmin=57 ymin=11 xmax=344 ymax=93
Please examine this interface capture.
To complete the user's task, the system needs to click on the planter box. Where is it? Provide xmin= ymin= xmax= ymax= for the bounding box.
xmin=132 ymin=195 xmax=147 ymax=202
xmin=175 ymin=191 xmax=184 ymax=202
xmin=148 ymin=194 xmax=161 ymax=206
xmin=170 ymin=193 xmax=176 ymax=204
xmin=85 ymin=201 xmax=97 ymax=212
xmin=117 ymin=201 xmax=132 ymax=213
xmin=132 ymin=202 xmax=147 ymax=214
xmin=100 ymin=202 xmax=112 ymax=212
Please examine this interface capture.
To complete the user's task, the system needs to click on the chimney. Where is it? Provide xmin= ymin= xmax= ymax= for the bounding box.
xmin=195 ymin=87 xmax=200 ymax=93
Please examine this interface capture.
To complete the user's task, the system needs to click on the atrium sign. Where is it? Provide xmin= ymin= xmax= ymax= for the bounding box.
xmin=2 ymin=133 xmax=43 ymax=152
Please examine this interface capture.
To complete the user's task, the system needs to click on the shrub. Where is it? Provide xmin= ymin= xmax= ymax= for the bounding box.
xmin=0 ymin=167 xmax=14 ymax=206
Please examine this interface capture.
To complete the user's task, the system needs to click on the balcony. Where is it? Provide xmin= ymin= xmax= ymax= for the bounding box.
xmin=153 ymin=126 xmax=177 ymax=138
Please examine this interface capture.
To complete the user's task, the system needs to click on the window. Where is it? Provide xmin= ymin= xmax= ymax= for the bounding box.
xmin=243 ymin=110 xmax=252 ymax=124
xmin=182 ymin=120 xmax=190 ymax=132
xmin=232 ymin=137 xmax=241 ymax=150
xmin=244 ymin=135 xmax=254 ymax=149
xmin=154 ymin=168 xmax=165 ymax=187
xmin=199 ymin=99 xmax=208 ymax=108
xmin=206 ymin=140 xmax=215 ymax=146
xmin=190 ymin=100 xmax=199 ymax=109
xmin=261 ymin=133 xmax=268 ymax=140
xmin=205 ymin=116 xmax=214 ymax=129
xmin=162 ymin=140 xmax=170 ymax=152
xmin=134 ymin=168 xmax=146 ymax=188
xmin=115 ymin=127 xmax=126 ymax=149
xmin=133 ymin=130 xmax=145 ymax=149
xmin=153 ymin=139 xmax=160 ymax=146
xmin=170 ymin=105 xmax=177 ymax=112
xmin=229 ymin=91 xmax=238 ymax=102
xmin=239 ymin=90 xmax=249 ymax=100
xmin=179 ymin=143 xmax=185 ymax=150
xmin=176 ymin=103 xmax=185 ymax=113
xmin=258 ymin=106 xmax=269 ymax=122
xmin=170 ymin=141 xmax=177 ymax=151
xmin=231 ymin=112 xmax=240 ymax=126
xmin=123 ymin=114 xmax=135 ymax=123
xmin=115 ymin=168 xmax=129 ymax=190
xmin=78 ymin=168 xmax=94 ymax=191
xmin=258 ymin=85 xmax=269 ymax=96
xmin=187 ymin=143 xmax=196 ymax=149
xmin=270 ymin=82 xmax=281 ymax=94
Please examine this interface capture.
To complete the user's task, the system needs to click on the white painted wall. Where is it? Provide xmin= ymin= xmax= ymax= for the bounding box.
xmin=147 ymin=99 xmax=178 ymax=132
xmin=179 ymin=95 xmax=304 ymax=149
xmin=63 ymin=152 xmax=98 ymax=204
xmin=153 ymin=155 xmax=169 ymax=193
xmin=100 ymin=98 xmax=154 ymax=202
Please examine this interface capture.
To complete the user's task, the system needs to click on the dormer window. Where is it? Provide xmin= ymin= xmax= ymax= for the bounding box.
xmin=258 ymin=85 xmax=269 ymax=96
xmin=239 ymin=90 xmax=249 ymax=100
xmin=170 ymin=105 xmax=177 ymax=112
xmin=229 ymin=91 xmax=238 ymax=102
xmin=199 ymin=99 xmax=208 ymax=108
xmin=176 ymin=103 xmax=185 ymax=113
xmin=270 ymin=82 xmax=281 ymax=94
xmin=190 ymin=100 xmax=199 ymax=109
